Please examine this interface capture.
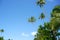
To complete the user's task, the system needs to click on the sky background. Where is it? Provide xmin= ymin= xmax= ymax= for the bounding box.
xmin=0 ymin=0 xmax=60 ymax=40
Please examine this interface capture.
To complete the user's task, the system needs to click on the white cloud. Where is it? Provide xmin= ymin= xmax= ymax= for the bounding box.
xmin=31 ymin=31 xmax=37 ymax=36
xmin=21 ymin=33 xmax=29 ymax=37
xmin=21 ymin=31 xmax=37 ymax=37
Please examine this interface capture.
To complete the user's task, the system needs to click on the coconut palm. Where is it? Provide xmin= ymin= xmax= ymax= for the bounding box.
xmin=34 ymin=5 xmax=60 ymax=40
xmin=51 ymin=5 xmax=60 ymax=31
xmin=0 ymin=29 xmax=4 ymax=33
xmin=0 ymin=29 xmax=4 ymax=37
xmin=50 ymin=5 xmax=60 ymax=40
xmin=39 ymin=13 xmax=45 ymax=19
xmin=30 ymin=0 xmax=60 ymax=40
xmin=37 ymin=0 xmax=45 ymax=7
xmin=51 ymin=5 xmax=60 ymax=18
xmin=28 ymin=16 xmax=36 ymax=23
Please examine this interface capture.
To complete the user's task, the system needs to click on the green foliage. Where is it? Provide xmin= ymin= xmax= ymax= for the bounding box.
xmin=51 ymin=5 xmax=60 ymax=18
xmin=53 ymin=5 xmax=60 ymax=13
xmin=0 ymin=37 xmax=4 ymax=40
xmin=28 ymin=0 xmax=60 ymax=40
xmin=34 ymin=5 xmax=60 ymax=40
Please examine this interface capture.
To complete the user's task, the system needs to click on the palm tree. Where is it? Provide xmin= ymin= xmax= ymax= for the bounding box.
xmin=50 ymin=5 xmax=60 ymax=40
xmin=51 ymin=5 xmax=60 ymax=31
xmin=37 ymin=0 xmax=45 ymax=7
xmin=34 ymin=5 xmax=60 ymax=40
xmin=0 ymin=29 xmax=4 ymax=32
xmin=28 ymin=16 xmax=36 ymax=23
xmin=30 ymin=0 xmax=60 ymax=40
xmin=39 ymin=13 xmax=45 ymax=19
xmin=0 ymin=29 xmax=4 ymax=37
xmin=39 ymin=13 xmax=45 ymax=24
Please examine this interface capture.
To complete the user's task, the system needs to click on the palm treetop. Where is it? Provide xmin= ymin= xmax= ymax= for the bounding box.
xmin=39 ymin=13 xmax=45 ymax=19
xmin=52 ymin=5 xmax=60 ymax=11
xmin=28 ymin=16 xmax=36 ymax=23
xmin=53 ymin=5 xmax=60 ymax=13
xmin=0 ymin=29 xmax=4 ymax=32
xmin=51 ymin=5 xmax=60 ymax=18
xmin=37 ymin=0 xmax=45 ymax=7
xmin=50 ymin=5 xmax=60 ymax=30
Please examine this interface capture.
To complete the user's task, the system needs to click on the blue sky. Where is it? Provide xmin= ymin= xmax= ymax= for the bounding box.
xmin=0 ymin=0 xmax=60 ymax=40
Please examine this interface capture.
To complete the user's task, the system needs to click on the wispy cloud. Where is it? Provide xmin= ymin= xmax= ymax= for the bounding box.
xmin=31 ymin=31 xmax=37 ymax=36
xmin=21 ymin=31 xmax=37 ymax=37
xmin=21 ymin=33 xmax=29 ymax=37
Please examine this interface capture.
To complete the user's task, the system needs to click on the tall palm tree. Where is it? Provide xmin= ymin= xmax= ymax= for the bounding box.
xmin=50 ymin=5 xmax=60 ymax=40
xmin=51 ymin=5 xmax=60 ymax=31
xmin=34 ymin=5 xmax=60 ymax=40
xmin=0 ymin=29 xmax=4 ymax=37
